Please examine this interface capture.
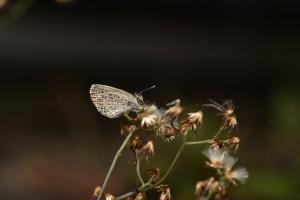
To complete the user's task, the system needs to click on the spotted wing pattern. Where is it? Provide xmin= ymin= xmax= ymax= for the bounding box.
xmin=90 ymin=84 xmax=140 ymax=118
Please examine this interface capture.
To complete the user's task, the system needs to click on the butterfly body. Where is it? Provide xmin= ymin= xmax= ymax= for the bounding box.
xmin=90 ymin=84 xmax=144 ymax=118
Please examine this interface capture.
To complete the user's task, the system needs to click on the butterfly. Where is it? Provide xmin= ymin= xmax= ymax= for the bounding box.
xmin=90 ymin=84 xmax=155 ymax=118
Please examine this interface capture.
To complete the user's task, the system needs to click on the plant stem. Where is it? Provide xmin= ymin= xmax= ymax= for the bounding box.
xmin=185 ymin=139 xmax=213 ymax=145
xmin=97 ymin=126 xmax=136 ymax=200
xmin=117 ymin=182 xmax=151 ymax=200
xmin=155 ymin=136 xmax=187 ymax=185
xmin=136 ymin=159 xmax=147 ymax=199
xmin=116 ymin=136 xmax=213 ymax=199
xmin=136 ymin=159 xmax=145 ymax=185
xmin=213 ymin=127 xmax=223 ymax=139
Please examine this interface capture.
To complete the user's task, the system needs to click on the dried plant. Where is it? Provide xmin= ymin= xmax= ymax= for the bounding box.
xmin=89 ymin=84 xmax=248 ymax=200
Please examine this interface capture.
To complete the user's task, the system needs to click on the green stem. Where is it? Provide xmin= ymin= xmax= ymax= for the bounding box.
xmin=97 ymin=126 xmax=136 ymax=200
xmin=117 ymin=182 xmax=151 ymax=200
xmin=155 ymin=136 xmax=187 ymax=185
xmin=213 ymin=127 xmax=223 ymax=139
xmin=136 ymin=159 xmax=145 ymax=185
xmin=185 ymin=139 xmax=213 ymax=145
xmin=116 ymin=136 xmax=213 ymax=199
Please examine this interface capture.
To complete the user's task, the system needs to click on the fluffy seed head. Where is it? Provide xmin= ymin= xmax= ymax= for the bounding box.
xmin=224 ymin=167 xmax=249 ymax=185
xmin=141 ymin=141 xmax=155 ymax=160
xmin=202 ymin=148 xmax=227 ymax=169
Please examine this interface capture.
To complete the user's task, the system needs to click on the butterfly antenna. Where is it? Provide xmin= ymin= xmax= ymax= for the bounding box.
xmin=138 ymin=85 xmax=156 ymax=95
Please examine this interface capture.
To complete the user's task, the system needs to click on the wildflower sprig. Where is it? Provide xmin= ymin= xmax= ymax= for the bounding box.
xmin=91 ymin=98 xmax=248 ymax=200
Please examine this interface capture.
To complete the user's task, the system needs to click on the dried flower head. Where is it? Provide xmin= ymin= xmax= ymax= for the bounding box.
xmin=226 ymin=136 xmax=240 ymax=151
xmin=163 ymin=127 xmax=177 ymax=142
xmin=129 ymin=136 xmax=143 ymax=156
xmin=141 ymin=113 xmax=157 ymax=128
xmin=138 ymin=105 xmax=158 ymax=127
xmin=180 ymin=111 xmax=203 ymax=134
xmin=209 ymin=139 xmax=226 ymax=151
xmin=195 ymin=177 xmax=219 ymax=199
xmin=166 ymin=99 xmax=183 ymax=118
xmin=105 ymin=193 xmax=116 ymax=200
xmin=141 ymin=140 xmax=155 ymax=160
xmin=195 ymin=179 xmax=209 ymax=198
xmin=223 ymin=155 xmax=238 ymax=171
xmin=224 ymin=167 xmax=249 ymax=185
xmin=134 ymin=192 xmax=144 ymax=200
xmin=214 ymin=188 xmax=229 ymax=200
xmin=90 ymin=186 xmax=101 ymax=200
xmin=144 ymin=109 xmax=179 ymax=141
xmin=202 ymin=148 xmax=226 ymax=169
xmin=157 ymin=185 xmax=171 ymax=200
xmin=146 ymin=168 xmax=160 ymax=183
xmin=204 ymin=99 xmax=237 ymax=132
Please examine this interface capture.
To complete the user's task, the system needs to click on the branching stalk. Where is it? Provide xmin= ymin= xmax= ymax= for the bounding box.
xmin=97 ymin=126 xmax=136 ymax=200
xmin=136 ymin=159 xmax=145 ymax=185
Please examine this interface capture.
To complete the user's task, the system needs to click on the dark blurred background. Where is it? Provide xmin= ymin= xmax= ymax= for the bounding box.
xmin=0 ymin=0 xmax=300 ymax=199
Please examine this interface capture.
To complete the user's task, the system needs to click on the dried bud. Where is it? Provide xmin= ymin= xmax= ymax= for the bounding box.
xmin=209 ymin=139 xmax=225 ymax=151
xmin=204 ymin=99 xmax=237 ymax=133
xmin=214 ymin=187 xmax=229 ymax=200
xmin=180 ymin=111 xmax=203 ymax=135
xmin=163 ymin=127 xmax=177 ymax=142
xmin=222 ymin=115 xmax=237 ymax=131
xmin=146 ymin=168 xmax=160 ymax=183
xmin=226 ymin=136 xmax=240 ymax=151
xmin=141 ymin=141 xmax=155 ymax=160
xmin=195 ymin=178 xmax=219 ymax=199
xmin=157 ymin=185 xmax=171 ymax=200
xmin=166 ymin=99 xmax=183 ymax=118
xmin=129 ymin=136 xmax=143 ymax=156
xmin=195 ymin=180 xmax=209 ymax=198
xmin=134 ymin=192 xmax=144 ymax=200
xmin=138 ymin=105 xmax=158 ymax=127
xmin=105 ymin=193 xmax=116 ymax=200
xmin=141 ymin=114 xmax=157 ymax=127
xmin=90 ymin=186 xmax=101 ymax=200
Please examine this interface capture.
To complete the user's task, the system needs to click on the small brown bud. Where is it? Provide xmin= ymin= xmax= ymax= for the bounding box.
xmin=141 ymin=141 xmax=155 ymax=160
xmin=180 ymin=111 xmax=203 ymax=134
xmin=166 ymin=99 xmax=183 ymax=118
xmin=90 ymin=186 xmax=101 ymax=200
xmin=134 ymin=192 xmax=144 ymax=200
xmin=156 ymin=185 xmax=171 ymax=200
xmin=105 ymin=193 xmax=116 ymax=200
xmin=226 ymin=136 xmax=240 ymax=151
xmin=146 ymin=168 xmax=160 ymax=183
xmin=129 ymin=136 xmax=144 ymax=157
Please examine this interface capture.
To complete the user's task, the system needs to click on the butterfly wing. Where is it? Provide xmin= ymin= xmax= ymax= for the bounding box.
xmin=90 ymin=84 xmax=140 ymax=118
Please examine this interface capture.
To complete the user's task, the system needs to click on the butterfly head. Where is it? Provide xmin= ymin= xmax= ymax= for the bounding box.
xmin=135 ymin=85 xmax=156 ymax=107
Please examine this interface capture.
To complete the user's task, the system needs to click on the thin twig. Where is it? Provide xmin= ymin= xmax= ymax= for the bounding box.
xmin=136 ymin=159 xmax=147 ymax=199
xmin=155 ymin=136 xmax=187 ymax=185
xmin=185 ymin=139 xmax=213 ymax=145
xmin=117 ymin=136 xmax=214 ymax=199
xmin=213 ymin=127 xmax=223 ymax=139
xmin=117 ymin=182 xmax=151 ymax=200
xmin=97 ymin=126 xmax=136 ymax=200
xmin=136 ymin=159 xmax=145 ymax=185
